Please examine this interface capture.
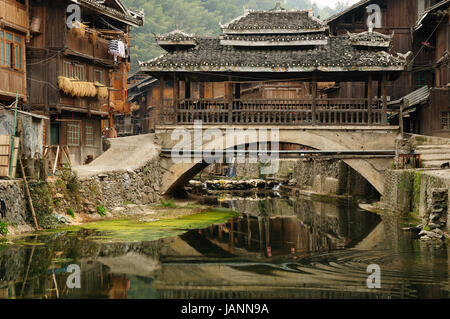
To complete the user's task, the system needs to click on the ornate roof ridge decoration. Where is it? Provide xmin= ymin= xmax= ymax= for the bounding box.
xmin=220 ymin=3 xmax=327 ymax=34
xmin=72 ymin=0 xmax=144 ymax=27
xmin=155 ymin=29 xmax=197 ymax=42
xmin=347 ymin=30 xmax=394 ymax=48
xmin=155 ymin=29 xmax=198 ymax=52
xmin=220 ymin=33 xmax=328 ymax=47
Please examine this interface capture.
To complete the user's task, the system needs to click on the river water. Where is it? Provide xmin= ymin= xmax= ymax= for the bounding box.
xmin=0 ymin=195 xmax=449 ymax=299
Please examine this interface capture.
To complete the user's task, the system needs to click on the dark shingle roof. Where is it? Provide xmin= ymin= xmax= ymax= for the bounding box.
xmin=221 ymin=9 xmax=326 ymax=34
xmin=141 ymin=35 xmax=405 ymax=72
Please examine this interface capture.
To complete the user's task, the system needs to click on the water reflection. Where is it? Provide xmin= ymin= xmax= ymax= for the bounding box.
xmin=0 ymin=197 xmax=449 ymax=299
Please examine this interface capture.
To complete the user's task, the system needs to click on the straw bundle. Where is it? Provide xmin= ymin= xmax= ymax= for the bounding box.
xmin=96 ymin=82 xmax=109 ymax=99
xmin=75 ymin=81 xmax=97 ymax=98
xmin=70 ymin=21 xmax=87 ymax=38
xmin=58 ymin=76 xmax=97 ymax=98
xmin=90 ymin=30 xmax=98 ymax=44
xmin=58 ymin=76 xmax=73 ymax=95
xmin=130 ymin=102 xmax=140 ymax=112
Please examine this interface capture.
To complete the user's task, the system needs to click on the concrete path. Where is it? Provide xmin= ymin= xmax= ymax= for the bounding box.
xmin=74 ymin=134 xmax=160 ymax=178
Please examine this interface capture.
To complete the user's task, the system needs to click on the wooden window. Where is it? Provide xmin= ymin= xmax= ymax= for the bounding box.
xmin=0 ymin=30 xmax=24 ymax=70
xmin=67 ymin=123 xmax=80 ymax=146
xmin=441 ymin=112 xmax=450 ymax=130
xmin=94 ymin=69 xmax=104 ymax=84
xmin=63 ymin=61 xmax=86 ymax=80
xmin=85 ymin=125 xmax=94 ymax=146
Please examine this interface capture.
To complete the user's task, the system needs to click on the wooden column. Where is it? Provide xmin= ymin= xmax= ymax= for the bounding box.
xmin=367 ymin=74 xmax=373 ymax=125
xmin=311 ymin=75 xmax=317 ymax=125
xmin=159 ymin=76 xmax=165 ymax=125
xmin=227 ymin=75 xmax=233 ymax=124
xmin=173 ymin=73 xmax=179 ymax=124
xmin=381 ymin=73 xmax=387 ymax=125
xmin=185 ymin=80 xmax=191 ymax=99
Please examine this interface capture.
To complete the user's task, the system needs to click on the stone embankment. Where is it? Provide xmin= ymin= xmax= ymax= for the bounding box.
xmin=0 ymin=134 xmax=164 ymax=234
xmin=381 ymin=134 xmax=450 ymax=237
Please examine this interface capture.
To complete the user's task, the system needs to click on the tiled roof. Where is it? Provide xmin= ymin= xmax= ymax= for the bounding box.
xmin=141 ymin=35 xmax=406 ymax=73
xmin=221 ymin=8 xmax=326 ymax=34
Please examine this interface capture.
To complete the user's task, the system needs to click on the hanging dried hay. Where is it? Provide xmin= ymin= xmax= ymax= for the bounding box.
xmin=95 ymin=82 xmax=109 ymax=99
xmin=58 ymin=76 xmax=97 ymax=98
xmin=58 ymin=76 xmax=73 ymax=95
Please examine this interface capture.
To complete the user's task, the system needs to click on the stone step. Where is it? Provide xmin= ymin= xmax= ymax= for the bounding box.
xmin=415 ymin=149 xmax=450 ymax=155
xmin=418 ymin=154 xmax=450 ymax=161
xmin=416 ymin=145 xmax=450 ymax=150
xmin=421 ymin=160 xmax=450 ymax=168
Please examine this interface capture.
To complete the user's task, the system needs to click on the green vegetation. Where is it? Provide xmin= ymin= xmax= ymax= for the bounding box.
xmin=97 ymin=205 xmax=107 ymax=216
xmin=0 ymin=221 xmax=8 ymax=236
xmin=159 ymin=198 xmax=177 ymax=208
xmin=122 ymin=0 xmax=346 ymax=71
xmin=66 ymin=208 xmax=75 ymax=218
xmin=28 ymin=181 xmax=60 ymax=229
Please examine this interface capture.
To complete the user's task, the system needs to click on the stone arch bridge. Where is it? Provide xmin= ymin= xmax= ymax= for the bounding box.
xmin=156 ymin=125 xmax=400 ymax=196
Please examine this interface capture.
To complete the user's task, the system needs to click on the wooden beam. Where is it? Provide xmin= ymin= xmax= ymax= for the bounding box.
xmin=160 ymin=76 xmax=165 ymax=124
xmin=227 ymin=75 xmax=233 ymax=124
xmin=311 ymin=74 xmax=317 ymax=125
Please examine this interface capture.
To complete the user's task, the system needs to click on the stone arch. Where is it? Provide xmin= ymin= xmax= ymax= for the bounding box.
xmin=160 ymin=128 xmax=397 ymax=196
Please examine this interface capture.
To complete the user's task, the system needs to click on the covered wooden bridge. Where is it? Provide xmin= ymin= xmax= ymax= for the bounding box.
xmin=140 ymin=4 xmax=407 ymax=127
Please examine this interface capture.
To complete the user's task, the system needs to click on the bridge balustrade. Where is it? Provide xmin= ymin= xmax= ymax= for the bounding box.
xmin=159 ymin=98 xmax=386 ymax=126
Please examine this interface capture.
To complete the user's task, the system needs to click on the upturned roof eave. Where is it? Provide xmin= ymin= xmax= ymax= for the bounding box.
xmin=71 ymin=0 xmax=144 ymax=27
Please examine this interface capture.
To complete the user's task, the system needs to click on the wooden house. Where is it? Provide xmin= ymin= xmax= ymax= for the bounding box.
xmin=327 ymin=0 xmax=450 ymax=136
xmin=26 ymin=0 xmax=143 ymax=165
xmin=401 ymin=0 xmax=450 ymax=136
xmin=0 ymin=0 xmax=29 ymax=106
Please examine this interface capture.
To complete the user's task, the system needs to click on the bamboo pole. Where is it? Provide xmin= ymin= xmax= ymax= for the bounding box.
xmin=19 ymin=158 xmax=39 ymax=230
xmin=18 ymin=119 xmax=39 ymax=230
xmin=8 ymin=94 xmax=18 ymax=177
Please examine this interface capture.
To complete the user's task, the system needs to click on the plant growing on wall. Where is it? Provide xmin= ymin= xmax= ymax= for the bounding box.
xmin=0 ymin=222 xmax=8 ymax=236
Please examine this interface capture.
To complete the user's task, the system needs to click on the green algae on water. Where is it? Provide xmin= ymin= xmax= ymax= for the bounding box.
xmin=37 ymin=208 xmax=239 ymax=243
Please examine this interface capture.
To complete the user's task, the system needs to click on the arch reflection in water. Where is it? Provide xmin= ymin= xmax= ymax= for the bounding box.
xmin=0 ymin=197 xmax=449 ymax=299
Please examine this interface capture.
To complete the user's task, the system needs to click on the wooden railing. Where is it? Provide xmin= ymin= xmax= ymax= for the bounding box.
xmin=159 ymin=98 xmax=387 ymax=126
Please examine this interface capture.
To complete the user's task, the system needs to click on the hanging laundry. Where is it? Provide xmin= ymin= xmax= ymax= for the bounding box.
xmin=108 ymin=40 xmax=127 ymax=58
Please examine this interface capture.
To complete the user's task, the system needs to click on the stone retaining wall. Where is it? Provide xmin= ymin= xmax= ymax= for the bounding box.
xmin=0 ymin=180 xmax=29 ymax=227
xmin=73 ymin=157 xmax=163 ymax=213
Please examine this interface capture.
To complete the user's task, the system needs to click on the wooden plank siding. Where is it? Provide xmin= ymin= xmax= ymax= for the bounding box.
xmin=0 ymin=0 xmax=28 ymax=31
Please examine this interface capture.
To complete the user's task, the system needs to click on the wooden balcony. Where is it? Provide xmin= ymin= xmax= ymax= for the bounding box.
xmin=65 ymin=30 xmax=112 ymax=64
xmin=159 ymin=98 xmax=387 ymax=126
